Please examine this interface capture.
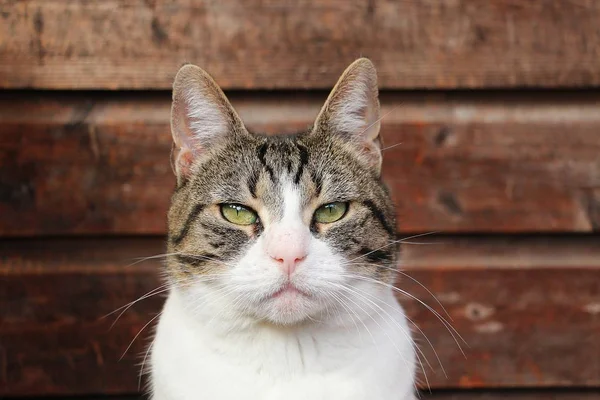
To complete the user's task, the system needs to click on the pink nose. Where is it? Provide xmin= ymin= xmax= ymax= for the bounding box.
xmin=265 ymin=228 xmax=308 ymax=276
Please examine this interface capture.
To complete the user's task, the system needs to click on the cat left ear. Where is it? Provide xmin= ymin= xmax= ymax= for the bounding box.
xmin=171 ymin=64 xmax=246 ymax=181
xmin=313 ymin=58 xmax=383 ymax=174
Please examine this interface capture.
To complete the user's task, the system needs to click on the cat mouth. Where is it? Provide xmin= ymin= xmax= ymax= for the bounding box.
xmin=270 ymin=283 xmax=309 ymax=299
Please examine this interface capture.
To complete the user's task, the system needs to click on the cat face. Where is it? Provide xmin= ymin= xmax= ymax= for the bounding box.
xmin=167 ymin=59 xmax=398 ymax=325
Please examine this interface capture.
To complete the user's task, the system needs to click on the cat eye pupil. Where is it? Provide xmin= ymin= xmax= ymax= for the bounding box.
xmin=220 ymin=203 xmax=257 ymax=226
xmin=314 ymin=202 xmax=348 ymax=224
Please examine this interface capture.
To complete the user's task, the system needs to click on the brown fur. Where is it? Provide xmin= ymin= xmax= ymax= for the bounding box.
xmin=166 ymin=59 xmax=398 ymax=285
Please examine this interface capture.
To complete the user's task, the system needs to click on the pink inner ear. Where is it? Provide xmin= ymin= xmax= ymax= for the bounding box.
xmin=176 ymin=147 xmax=196 ymax=177
xmin=175 ymin=101 xmax=198 ymax=148
xmin=171 ymin=94 xmax=207 ymax=179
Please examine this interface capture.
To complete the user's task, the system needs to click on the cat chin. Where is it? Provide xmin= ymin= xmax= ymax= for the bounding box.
xmin=251 ymin=291 xmax=322 ymax=326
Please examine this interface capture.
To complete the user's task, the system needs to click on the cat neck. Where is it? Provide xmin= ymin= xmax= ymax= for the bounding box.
xmin=157 ymin=287 xmax=404 ymax=375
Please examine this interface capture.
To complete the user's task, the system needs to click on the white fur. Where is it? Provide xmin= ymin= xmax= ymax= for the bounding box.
xmin=151 ymin=183 xmax=416 ymax=399
xmin=329 ymin=77 xmax=380 ymax=143
xmin=263 ymin=186 xmax=309 ymax=277
xmin=185 ymin=88 xmax=229 ymax=147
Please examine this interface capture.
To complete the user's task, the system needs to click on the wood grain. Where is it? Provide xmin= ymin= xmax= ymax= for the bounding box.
xmin=421 ymin=390 xmax=600 ymax=399
xmin=1 ymin=92 xmax=599 ymax=236
xmin=1 ymin=0 xmax=600 ymax=89
xmin=6 ymin=391 xmax=600 ymax=400
xmin=1 ymin=236 xmax=599 ymax=395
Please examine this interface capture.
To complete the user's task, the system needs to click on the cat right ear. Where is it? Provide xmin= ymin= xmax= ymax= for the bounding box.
xmin=312 ymin=58 xmax=383 ymax=175
xmin=171 ymin=64 xmax=245 ymax=180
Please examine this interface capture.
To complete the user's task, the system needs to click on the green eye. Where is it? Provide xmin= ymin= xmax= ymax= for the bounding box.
xmin=314 ymin=202 xmax=349 ymax=224
xmin=220 ymin=204 xmax=258 ymax=225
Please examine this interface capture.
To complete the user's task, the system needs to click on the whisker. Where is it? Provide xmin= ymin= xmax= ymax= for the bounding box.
xmin=176 ymin=253 xmax=238 ymax=268
xmin=138 ymin=335 xmax=155 ymax=390
xmin=106 ymin=272 xmax=224 ymax=329
xmin=393 ymin=241 xmax=442 ymax=245
xmin=336 ymin=273 xmax=467 ymax=355
xmin=338 ymin=283 xmax=432 ymax=370
xmin=130 ymin=251 xmax=238 ymax=269
xmin=344 ymin=232 xmax=440 ymax=264
xmin=201 ymin=286 xmax=245 ymax=325
xmin=126 ymin=252 xmax=183 ymax=267
xmin=104 ymin=283 xmax=173 ymax=330
xmin=332 ymin=290 xmax=383 ymax=354
xmin=381 ymin=141 xmax=403 ymax=152
xmin=405 ymin=317 xmax=446 ymax=379
xmin=335 ymin=287 xmax=423 ymax=393
xmin=329 ymin=290 xmax=370 ymax=346
xmin=343 ymin=262 xmax=453 ymax=321
xmin=358 ymin=105 xmax=402 ymax=137
xmin=103 ymin=282 xmax=171 ymax=318
xmin=121 ymin=311 xmax=163 ymax=361
xmin=343 ymin=282 xmax=447 ymax=379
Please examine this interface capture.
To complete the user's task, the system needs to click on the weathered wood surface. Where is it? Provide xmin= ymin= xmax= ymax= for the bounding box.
xmin=1 ymin=0 xmax=600 ymax=89
xmin=422 ymin=390 xmax=600 ymax=399
xmin=2 ymin=92 xmax=600 ymax=236
xmin=1 ymin=237 xmax=599 ymax=395
xmin=7 ymin=391 xmax=600 ymax=400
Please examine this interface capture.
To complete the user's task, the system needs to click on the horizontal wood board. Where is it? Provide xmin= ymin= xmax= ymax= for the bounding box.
xmin=1 ymin=0 xmax=600 ymax=89
xmin=3 ymin=0 xmax=600 ymax=398
xmin=2 ymin=92 xmax=600 ymax=236
xmin=2 ymin=390 xmax=600 ymax=400
xmin=421 ymin=390 xmax=600 ymax=399
xmin=1 ymin=236 xmax=599 ymax=395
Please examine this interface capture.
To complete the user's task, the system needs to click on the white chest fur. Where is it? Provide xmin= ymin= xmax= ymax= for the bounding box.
xmin=150 ymin=289 xmax=416 ymax=400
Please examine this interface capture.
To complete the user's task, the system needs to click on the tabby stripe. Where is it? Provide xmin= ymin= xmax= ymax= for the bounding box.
xmin=174 ymin=253 xmax=218 ymax=268
xmin=257 ymin=143 xmax=275 ymax=181
xmin=248 ymin=170 xmax=259 ymax=198
xmin=309 ymin=220 xmax=319 ymax=235
xmin=170 ymin=203 xmax=206 ymax=245
xmin=358 ymin=247 xmax=393 ymax=263
xmin=294 ymin=143 xmax=309 ymax=184
xmin=362 ymin=200 xmax=395 ymax=236
xmin=174 ymin=177 xmax=190 ymax=193
xmin=200 ymin=222 xmax=243 ymax=237
xmin=253 ymin=220 xmax=264 ymax=237
xmin=310 ymin=170 xmax=323 ymax=197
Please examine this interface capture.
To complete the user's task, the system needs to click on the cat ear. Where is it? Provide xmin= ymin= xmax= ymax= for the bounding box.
xmin=313 ymin=58 xmax=382 ymax=174
xmin=171 ymin=64 xmax=245 ymax=180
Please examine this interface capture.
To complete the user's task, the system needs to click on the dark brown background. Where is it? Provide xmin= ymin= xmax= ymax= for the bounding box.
xmin=1 ymin=1 xmax=599 ymax=399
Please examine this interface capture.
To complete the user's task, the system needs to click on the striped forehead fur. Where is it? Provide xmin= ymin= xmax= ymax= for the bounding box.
xmin=167 ymin=130 xmax=397 ymax=282
xmin=167 ymin=58 xmax=397 ymax=283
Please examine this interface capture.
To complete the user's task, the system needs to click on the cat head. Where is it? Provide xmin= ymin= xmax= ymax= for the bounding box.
xmin=167 ymin=59 xmax=398 ymax=326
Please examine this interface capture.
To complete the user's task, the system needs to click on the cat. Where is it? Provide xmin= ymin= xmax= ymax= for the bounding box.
xmin=150 ymin=58 xmax=417 ymax=400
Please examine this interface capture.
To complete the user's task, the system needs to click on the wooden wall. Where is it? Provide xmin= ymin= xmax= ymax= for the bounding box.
xmin=1 ymin=1 xmax=599 ymax=398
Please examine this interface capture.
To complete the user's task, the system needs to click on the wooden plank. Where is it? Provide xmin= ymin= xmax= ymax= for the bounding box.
xmin=1 ymin=237 xmax=599 ymax=395
xmin=2 ymin=92 xmax=599 ymax=236
xmin=9 ymin=390 xmax=600 ymax=400
xmin=402 ymin=236 xmax=600 ymax=270
xmin=1 ymin=1 xmax=600 ymax=89
xmin=422 ymin=390 xmax=600 ymax=399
